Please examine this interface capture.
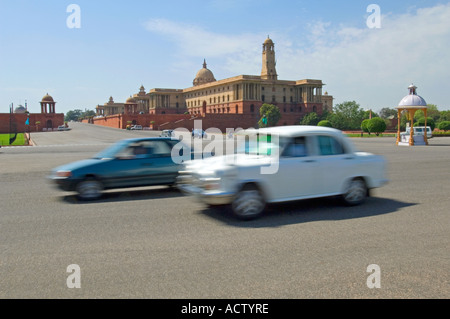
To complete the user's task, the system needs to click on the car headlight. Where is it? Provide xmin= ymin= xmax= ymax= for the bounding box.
xmin=55 ymin=170 xmax=72 ymax=178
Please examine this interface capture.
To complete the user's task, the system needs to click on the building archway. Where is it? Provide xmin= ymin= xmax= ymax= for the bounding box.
xmin=46 ymin=119 xmax=53 ymax=129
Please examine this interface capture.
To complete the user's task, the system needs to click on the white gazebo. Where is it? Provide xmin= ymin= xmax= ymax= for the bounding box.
xmin=396 ymin=84 xmax=428 ymax=146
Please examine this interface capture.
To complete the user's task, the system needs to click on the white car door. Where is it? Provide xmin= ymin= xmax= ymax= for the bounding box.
xmin=311 ymin=135 xmax=356 ymax=195
xmin=266 ymin=136 xmax=321 ymax=201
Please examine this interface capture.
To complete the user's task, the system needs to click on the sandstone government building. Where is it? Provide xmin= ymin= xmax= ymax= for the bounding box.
xmin=88 ymin=37 xmax=333 ymax=131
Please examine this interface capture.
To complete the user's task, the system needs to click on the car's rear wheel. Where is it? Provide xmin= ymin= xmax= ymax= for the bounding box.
xmin=76 ymin=178 xmax=103 ymax=200
xmin=342 ymin=178 xmax=367 ymax=206
xmin=231 ymin=184 xmax=266 ymax=220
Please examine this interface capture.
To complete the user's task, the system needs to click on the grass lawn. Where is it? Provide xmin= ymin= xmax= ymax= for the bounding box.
xmin=0 ymin=133 xmax=27 ymax=146
xmin=345 ymin=133 xmax=396 ymax=138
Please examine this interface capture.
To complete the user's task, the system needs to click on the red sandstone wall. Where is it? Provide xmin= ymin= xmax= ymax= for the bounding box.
xmin=81 ymin=102 xmax=325 ymax=133
xmin=0 ymin=113 xmax=64 ymax=133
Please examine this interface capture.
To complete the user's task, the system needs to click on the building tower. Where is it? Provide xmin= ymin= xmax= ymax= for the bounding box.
xmin=261 ymin=36 xmax=277 ymax=80
xmin=40 ymin=93 xmax=56 ymax=113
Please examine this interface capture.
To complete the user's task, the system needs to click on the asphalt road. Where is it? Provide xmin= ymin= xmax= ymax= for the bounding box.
xmin=0 ymin=122 xmax=448 ymax=299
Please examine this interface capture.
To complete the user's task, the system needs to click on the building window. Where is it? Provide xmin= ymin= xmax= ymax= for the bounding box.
xmin=283 ymin=96 xmax=286 ymax=103
xmin=262 ymin=95 xmax=265 ymax=102
xmin=272 ymin=95 xmax=276 ymax=102
xmin=313 ymin=105 xmax=317 ymax=112
xmin=250 ymin=104 xmax=255 ymax=113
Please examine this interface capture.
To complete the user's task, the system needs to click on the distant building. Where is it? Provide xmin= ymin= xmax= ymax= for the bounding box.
xmin=93 ymin=37 xmax=333 ymax=130
xmin=0 ymin=93 xmax=64 ymax=133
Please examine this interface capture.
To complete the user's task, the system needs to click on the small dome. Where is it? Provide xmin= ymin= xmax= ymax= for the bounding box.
xmin=264 ymin=36 xmax=274 ymax=45
xmin=397 ymin=84 xmax=427 ymax=108
xmin=42 ymin=93 xmax=54 ymax=102
xmin=14 ymin=105 xmax=27 ymax=113
xmin=398 ymin=95 xmax=427 ymax=107
xmin=193 ymin=60 xmax=216 ymax=86
xmin=126 ymin=96 xmax=137 ymax=104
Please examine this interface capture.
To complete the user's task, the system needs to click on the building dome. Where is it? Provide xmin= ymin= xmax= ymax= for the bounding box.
xmin=193 ymin=59 xmax=216 ymax=86
xmin=398 ymin=84 xmax=427 ymax=109
xmin=126 ymin=96 xmax=137 ymax=104
xmin=14 ymin=105 xmax=27 ymax=113
xmin=264 ymin=36 xmax=274 ymax=45
xmin=41 ymin=93 xmax=54 ymax=102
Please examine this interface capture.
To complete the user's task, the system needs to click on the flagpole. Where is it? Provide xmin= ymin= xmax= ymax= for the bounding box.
xmin=10 ymin=103 xmax=13 ymax=143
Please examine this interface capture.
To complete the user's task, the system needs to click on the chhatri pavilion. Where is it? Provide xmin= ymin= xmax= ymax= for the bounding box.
xmin=396 ymin=84 xmax=429 ymax=146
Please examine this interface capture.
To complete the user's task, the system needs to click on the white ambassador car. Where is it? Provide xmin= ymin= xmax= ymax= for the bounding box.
xmin=177 ymin=126 xmax=388 ymax=220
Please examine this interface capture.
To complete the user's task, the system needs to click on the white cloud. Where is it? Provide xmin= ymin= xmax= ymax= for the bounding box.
xmin=278 ymin=3 xmax=450 ymax=110
xmin=145 ymin=18 xmax=258 ymax=58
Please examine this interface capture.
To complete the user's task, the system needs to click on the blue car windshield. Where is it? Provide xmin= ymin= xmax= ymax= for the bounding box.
xmin=93 ymin=141 xmax=129 ymax=159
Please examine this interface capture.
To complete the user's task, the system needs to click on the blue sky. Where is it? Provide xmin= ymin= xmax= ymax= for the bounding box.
xmin=1 ymin=0 xmax=449 ymax=114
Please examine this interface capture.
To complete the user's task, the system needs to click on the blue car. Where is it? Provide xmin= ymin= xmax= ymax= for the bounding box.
xmin=50 ymin=137 xmax=187 ymax=200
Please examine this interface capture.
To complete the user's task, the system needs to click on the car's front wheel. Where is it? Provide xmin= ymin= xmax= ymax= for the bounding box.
xmin=342 ymin=178 xmax=367 ymax=206
xmin=76 ymin=178 xmax=103 ymax=200
xmin=231 ymin=184 xmax=266 ymax=220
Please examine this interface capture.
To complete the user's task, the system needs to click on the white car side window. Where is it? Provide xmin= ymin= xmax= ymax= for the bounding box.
xmin=317 ymin=136 xmax=345 ymax=156
xmin=282 ymin=136 xmax=308 ymax=158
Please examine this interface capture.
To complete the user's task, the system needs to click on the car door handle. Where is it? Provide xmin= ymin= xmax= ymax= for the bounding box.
xmin=303 ymin=159 xmax=316 ymax=163
xmin=344 ymin=157 xmax=354 ymax=160
xmin=141 ymin=163 xmax=153 ymax=166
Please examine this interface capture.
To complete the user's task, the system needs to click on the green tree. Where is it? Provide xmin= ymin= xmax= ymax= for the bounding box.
xmin=330 ymin=101 xmax=366 ymax=130
xmin=438 ymin=121 xmax=450 ymax=131
xmin=379 ymin=107 xmax=398 ymax=119
xmin=300 ymin=112 xmax=319 ymax=126
xmin=414 ymin=117 xmax=435 ymax=131
xmin=83 ymin=110 xmax=96 ymax=118
xmin=367 ymin=117 xmax=386 ymax=136
xmin=65 ymin=109 xmax=96 ymax=122
xmin=258 ymin=103 xmax=281 ymax=128
xmin=414 ymin=104 xmax=440 ymax=122
xmin=65 ymin=109 xmax=83 ymax=122
xmin=438 ymin=110 xmax=450 ymax=122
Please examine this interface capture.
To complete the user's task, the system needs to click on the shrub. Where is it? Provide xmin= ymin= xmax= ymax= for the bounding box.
xmin=367 ymin=117 xmax=386 ymax=136
xmin=438 ymin=121 xmax=450 ymax=131
xmin=318 ymin=120 xmax=332 ymax=127
xmin=361 ymin=119 xmax=370 ymax=133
